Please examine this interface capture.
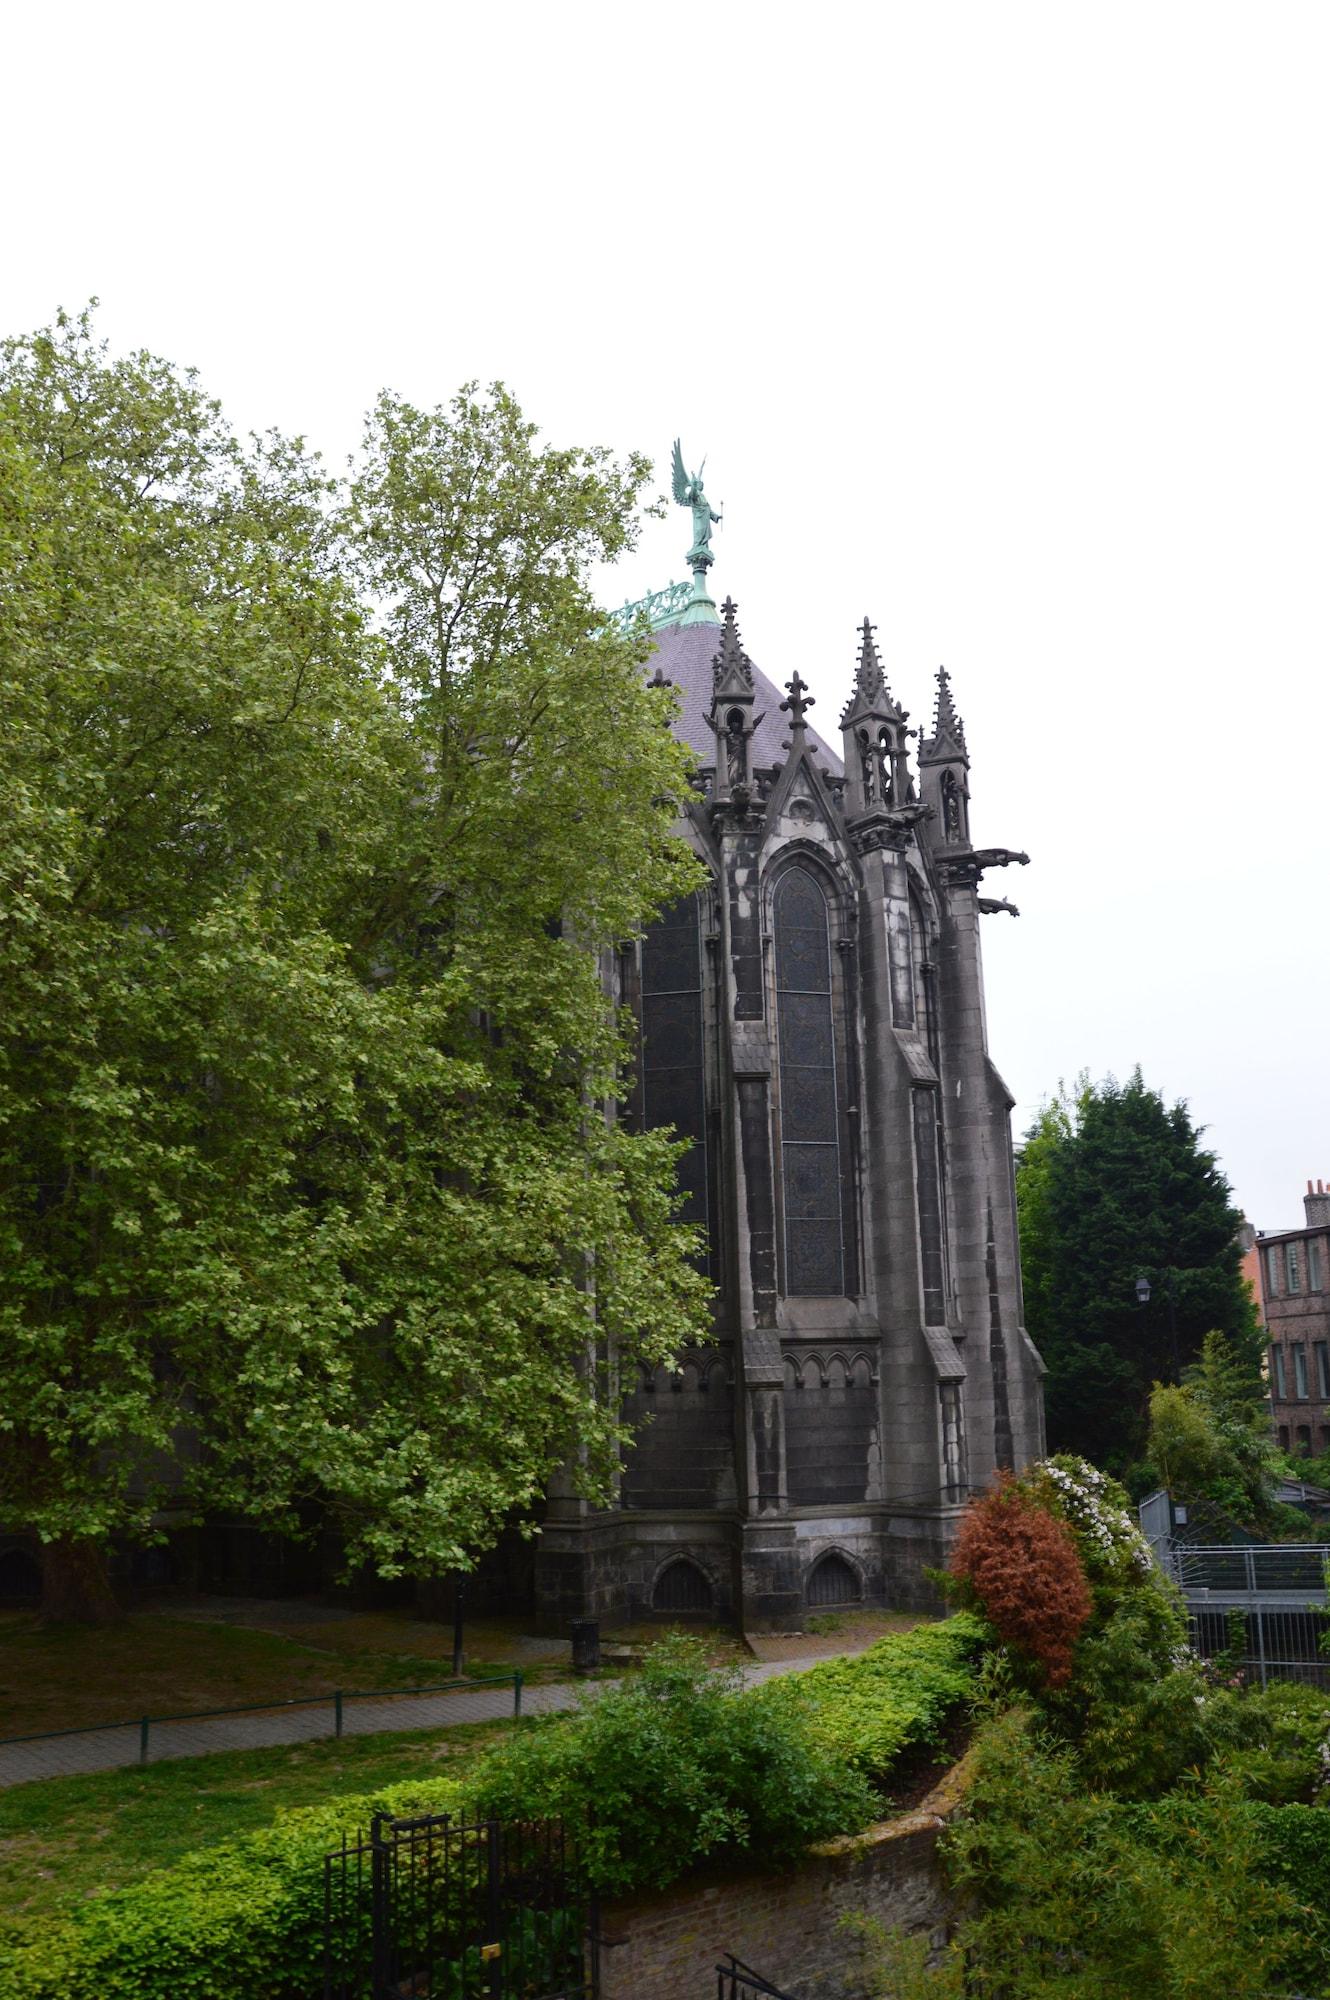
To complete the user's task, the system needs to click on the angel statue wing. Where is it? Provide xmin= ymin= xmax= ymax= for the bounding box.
xmin=671 ymin=437 xmax=690 ymax=506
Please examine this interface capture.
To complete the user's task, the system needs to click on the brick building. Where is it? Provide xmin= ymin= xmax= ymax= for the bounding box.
xmin=1257 ymin=1182 xmax=1330 ymax=1456
xmin=534 ymin=574 xmax=1046 ymax=1628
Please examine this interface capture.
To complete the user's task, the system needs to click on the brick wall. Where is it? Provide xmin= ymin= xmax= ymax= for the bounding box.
xmin=598 ymin=1760 xmax=968 ymax=2000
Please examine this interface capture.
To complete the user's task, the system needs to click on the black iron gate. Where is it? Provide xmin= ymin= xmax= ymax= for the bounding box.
xmin=323 ymin=1810 xmax=598 ymax=2000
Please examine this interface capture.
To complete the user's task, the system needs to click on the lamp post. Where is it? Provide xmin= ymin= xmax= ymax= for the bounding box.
xmin=1134 ymin=1271 xmax=1180 ymax=1381
xmin=451 ymin=1571 xmax=466 ymax=1678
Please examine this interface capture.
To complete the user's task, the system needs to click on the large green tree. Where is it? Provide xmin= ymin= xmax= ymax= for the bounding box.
xmin=1016 ymin=1071 xmax=1261 ymax=1470
xmin=0 ymin=311 xmax=707 ymax=1618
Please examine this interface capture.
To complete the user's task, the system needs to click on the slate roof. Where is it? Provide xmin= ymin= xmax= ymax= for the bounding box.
xmin=648 ymin=619 xmax=844 ymax=777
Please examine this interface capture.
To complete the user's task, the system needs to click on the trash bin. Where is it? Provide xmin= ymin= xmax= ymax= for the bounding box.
xmin=570 ymin=1618 xmax=600 ymax=1674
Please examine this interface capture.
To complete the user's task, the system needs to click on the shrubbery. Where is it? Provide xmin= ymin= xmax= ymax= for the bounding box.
xmin=470 ymin=1635 xmax=876 ymax=1895
xmin=941 ymin=1709 xmax=1309 ymax=2000
xmin=948 ymin=1479 xmax=1091 ymax=1684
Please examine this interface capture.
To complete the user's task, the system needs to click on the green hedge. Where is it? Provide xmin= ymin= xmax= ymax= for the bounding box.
xmin=0 ymin=1775 xmax=464 ymax=2000
xmin=0 ymin=1618 xmax=985 ymax=2000
xmin=793 ymin=1612 xmax=987 ymax=1782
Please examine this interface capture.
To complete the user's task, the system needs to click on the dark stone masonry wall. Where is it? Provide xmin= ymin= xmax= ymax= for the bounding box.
xmin=598 ymin=1761 xmax=969 ymax=2000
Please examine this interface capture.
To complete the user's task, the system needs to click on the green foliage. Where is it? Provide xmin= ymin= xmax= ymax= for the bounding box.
xmin=850 ymin=1917 xmax=965 ymax=1999
xmin=1040 ymin=1572 xmax=1208 ymax=1795
xmin=0 ymin=1714 xmax=503 ymax=1925
xmin=943 ymin=1710 xmax=1309 ymax=2000
xmin=470 ymin=1633 xmax=875 ymax=1895
xmin=0 ymin=309 xmax=710 ymax=1601
xmin=1142 ymin=1332 xmax=1284 ymax=1530
xmin=791 ymin=1614 xmax=987 ymax=1783
xmin=0 ymin=1772 xmax=466 ymax=2000
xmin=1016 ymin=1073 xmax=1262 ymax=1470
xmin=1201 ymin=1677 xmax=1330 ymax=1805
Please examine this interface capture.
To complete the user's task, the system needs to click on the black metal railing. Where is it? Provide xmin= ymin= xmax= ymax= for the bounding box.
xmin=325 ymin=1809 xmax=598 ymax=2000
xmin=0 ymin=1671 xmax=525 ymax=1770
xmin=715 ymin=1954 xmax=800 ymax=2000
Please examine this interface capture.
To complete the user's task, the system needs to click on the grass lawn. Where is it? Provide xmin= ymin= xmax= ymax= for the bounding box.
xmin=0 ymin=1717 xmax=506 ymax=1925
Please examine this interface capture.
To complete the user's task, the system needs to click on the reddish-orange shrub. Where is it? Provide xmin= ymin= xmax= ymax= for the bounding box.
xmin=949 ymin=1477 xmax=1092 ymax=1685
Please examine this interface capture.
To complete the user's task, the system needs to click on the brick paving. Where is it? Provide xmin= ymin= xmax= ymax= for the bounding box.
xmin=0 ymin=1652 xmax=850 ymax=1791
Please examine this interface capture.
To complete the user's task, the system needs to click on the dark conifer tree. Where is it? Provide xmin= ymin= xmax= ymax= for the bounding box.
xmin=1017 ymin=1071 xmax=1261 ymax=1470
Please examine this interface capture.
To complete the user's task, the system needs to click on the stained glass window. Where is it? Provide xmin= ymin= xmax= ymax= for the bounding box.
xmin=640 ymin=893 xmax=708 ymax=1243
xmin=775 ymin=868 xmax=844 ymax=1295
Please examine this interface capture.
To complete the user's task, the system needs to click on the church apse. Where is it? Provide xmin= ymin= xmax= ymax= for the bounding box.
xmin=533 ymin=450 xmax=1041 ymax=1629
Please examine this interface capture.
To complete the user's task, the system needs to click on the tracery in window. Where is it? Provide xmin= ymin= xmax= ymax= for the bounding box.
xmin=640 ymin=892 xmax=708 ymax=1246
xmin=775 ymin=867 xmax=844 ymax=1295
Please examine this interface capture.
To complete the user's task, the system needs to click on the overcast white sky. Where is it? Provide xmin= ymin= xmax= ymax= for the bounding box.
xmin=5 ymin=1 xmax=1327 ymax=1230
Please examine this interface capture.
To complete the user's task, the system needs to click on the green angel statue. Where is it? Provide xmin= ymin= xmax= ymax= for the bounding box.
xmin=672 ymin=439 xmax=722 ymax=571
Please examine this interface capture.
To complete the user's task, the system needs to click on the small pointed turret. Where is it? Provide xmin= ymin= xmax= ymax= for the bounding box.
xmin=709 ymin=597 xmax=757 ymax=800
xmin=919 ymin=665 xmax=971 ymax=847
xmin=712 ymin=597 xmax=754 ymax=701
xmin=840 ymin=616 xmax=909 ymax=815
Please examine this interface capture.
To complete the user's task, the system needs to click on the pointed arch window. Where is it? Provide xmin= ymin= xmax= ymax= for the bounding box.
xmin=640 ymin=892 xmax=709 ymax=1248
xmin=775 ymin=867 xmax=845 ymax=1295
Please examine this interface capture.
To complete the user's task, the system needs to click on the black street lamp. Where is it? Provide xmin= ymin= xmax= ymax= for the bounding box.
xmin=1133 ymin=1271 xmax=1179 ymax=1380
xmin=451 ymin=1571 xmax=466 ymax=1678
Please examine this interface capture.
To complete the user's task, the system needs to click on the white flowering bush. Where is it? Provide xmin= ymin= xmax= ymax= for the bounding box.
xmin=1021 ymin=1454 xmax=1155 ymax=1584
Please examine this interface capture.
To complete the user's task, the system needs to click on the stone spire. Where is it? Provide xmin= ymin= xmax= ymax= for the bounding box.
xmin=930 ymin=666 xmax=967 ymax=755
xmin=712 ymin=596 xmax=754 ymax=701
xmin=855 ymin=617 xmax=888 ymax=706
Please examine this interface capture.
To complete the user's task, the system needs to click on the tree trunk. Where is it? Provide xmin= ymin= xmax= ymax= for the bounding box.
xmin=40 ymin=1537 xmax=122 ymax=1624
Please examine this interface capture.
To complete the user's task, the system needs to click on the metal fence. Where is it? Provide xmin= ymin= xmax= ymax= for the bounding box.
xmin=1157 ymin=1541 xmax=1330 ymax=1689
xmin=1165 ymin=1543 xmax=1330 ymax=1596
xmin=324 ymin=1809 xmax=597 ymax=2000
xmin=1187 ymin=1604 xmax=1330 ymax=1688
xmin=0 ymin=1671 xmax=525 ymax=1772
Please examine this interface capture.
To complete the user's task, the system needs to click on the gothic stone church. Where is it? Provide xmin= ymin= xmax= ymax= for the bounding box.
xmin=535 ymin=594 xmax=1046 ymax=1630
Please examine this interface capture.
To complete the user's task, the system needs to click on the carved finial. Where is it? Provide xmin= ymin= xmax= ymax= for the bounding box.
xmin=647 ymin=665 xmax=674 ymax=693
xmin=934 ymin=666 xmax=966 ymax=749
xmin=857 ymin=617 xmax=887 ymax=703
xmin=712 ymin=596 xmax=754 ymax=694
xmin=780 ymin=669 xmax=814 ymax=731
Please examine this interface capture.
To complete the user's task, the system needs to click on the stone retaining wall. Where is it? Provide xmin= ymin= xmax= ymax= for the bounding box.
xmin=598 ymin=1758 xmax=969 ymax=2000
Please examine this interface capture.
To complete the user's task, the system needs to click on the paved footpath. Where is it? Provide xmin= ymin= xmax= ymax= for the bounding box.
xmin=0 ymin=1655 xmax=833 ymax=1792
